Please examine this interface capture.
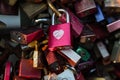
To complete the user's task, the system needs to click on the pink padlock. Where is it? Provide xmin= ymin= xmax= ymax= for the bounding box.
xmin=48 ymin=9 xmax=71 ymax=51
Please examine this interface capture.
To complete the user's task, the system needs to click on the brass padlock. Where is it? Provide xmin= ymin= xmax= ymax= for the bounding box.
xmin=33 ymin=41 xmax=44 ymax=69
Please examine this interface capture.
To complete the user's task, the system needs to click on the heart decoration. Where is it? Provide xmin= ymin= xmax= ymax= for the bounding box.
xmin=53 ymin=29 xmax=64 ymax=40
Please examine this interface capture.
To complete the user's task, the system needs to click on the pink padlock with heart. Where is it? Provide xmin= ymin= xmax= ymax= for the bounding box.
xmin=48 ymin=9 xmax=71 ymax=51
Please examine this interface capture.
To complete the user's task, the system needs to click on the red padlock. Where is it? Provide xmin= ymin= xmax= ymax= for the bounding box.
xmin=19 ymin=59 xmax=41 ymax=79
xmin=74 ymin=0 xmax=96 ymax=18
xmin=4 ymin=61 xmax=12 ymax=80
xmin=48 ymin=9 xmax=71 ymax=51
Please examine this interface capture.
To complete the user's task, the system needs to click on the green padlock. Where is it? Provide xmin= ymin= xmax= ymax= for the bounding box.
xmin=76 ymin=46 xmax=90 ymax=61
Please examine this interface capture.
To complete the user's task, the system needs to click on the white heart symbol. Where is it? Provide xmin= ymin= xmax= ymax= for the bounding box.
xmin=53 ymin=30 xmax=64 ymax=40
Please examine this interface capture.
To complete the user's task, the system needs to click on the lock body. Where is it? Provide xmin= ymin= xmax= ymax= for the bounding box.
xmin=107 ymin=19 xmax=120 ymax=33
xmin=75 ymin=0 xmax=96 ymax=18
xmin=76 ymin=46 xmax=90 ymax=61
xmin=20 ymin=2 xmax=47 ymax=19
xmin=10 ymin=28 xmax=44 ymax=44
xmin=46 ymin=51 xmax=61 ymax=73
xmin=48 ymin=9 xmax=71 ymax=51
xmin=110 ymin=40 xmax=120 ymax=63
xmin=44 ymin=69 xmax=75 ymax=80
xmin=104 ymin=0 xmax=120 ymax=14
xmin=4 ymin=61 xmax=12 ymax=80
xmin=58 ymin=49 xmax=81 ymax=67
xmin=66 ymin=8 xmax=84 ymax=38
xmin=48 ymin=23 xmax=71 ymax=50
xmin=19 ymin=59 xmax=41 ymax=79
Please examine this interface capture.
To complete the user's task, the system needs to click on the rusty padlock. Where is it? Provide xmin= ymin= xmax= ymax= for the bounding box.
xmin=48 ymin=9 xmax=71 ymax=51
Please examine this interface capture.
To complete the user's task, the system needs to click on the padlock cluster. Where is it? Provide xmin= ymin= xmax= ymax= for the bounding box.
xmin=0 ymin=0 xmax=120 ymax=80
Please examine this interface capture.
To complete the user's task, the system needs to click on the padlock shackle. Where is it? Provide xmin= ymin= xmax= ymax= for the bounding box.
xmin=52 ymin=9 xmax=70 ymax=25
xmin=47 ymin=0 xmax=62 ymax=17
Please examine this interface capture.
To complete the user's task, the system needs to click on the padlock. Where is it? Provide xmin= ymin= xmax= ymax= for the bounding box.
xmin=20 ymin=2 xmax=47 ymax=19
xmin=95 ymin=4 xmax=105 ymax=22
xmin=110 ymin=40 xmax=120 ymax=63
xmin=48 ymin=9 xmax=71 ymax=51
xmin=44 ymin=69 xmax=75 ymax=80
xmin=104 ymin=0 xmax=120 ymax=14
xmin=88 ymin=24 xmax=109 ymax=39
xmin=96 ymin=42 xmax=111 ymax=65
xmin=10 ymin=27 xmax=44 ymax=44
xmin=80 ymin=24 xmax=96 ymax=43
xmin=76 ymin=60 xmax=94 ymax=71
xmin=50 ymin=1 xmax=84 ymax=38
xmin=46 ymin=51 xmax=61 ymax=73
xmin=4 ymin=61 xmax=12 ymax=80
xmin=19 ymin=58 xmax=41 ymax=79
xmin=107 ymin=19 xmax=120 ymax=33
xmin=76 ymin=46 xmax=91 ymax=61
xmin=57 ymin=49 xmax=81 ymax=67
xmin=66 ymin=8 xmax=84 ymax=38
xmin=96 ymin=42 xmax=110 ymax=59
xmin=74 ymin=0 xmax=97 ymax=18
xmin=33 ymin=41 xmax=44 ymax=69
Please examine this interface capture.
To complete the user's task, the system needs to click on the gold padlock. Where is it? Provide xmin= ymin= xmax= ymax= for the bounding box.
xmin=33 ymin=41 xmax=44 ymax=69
